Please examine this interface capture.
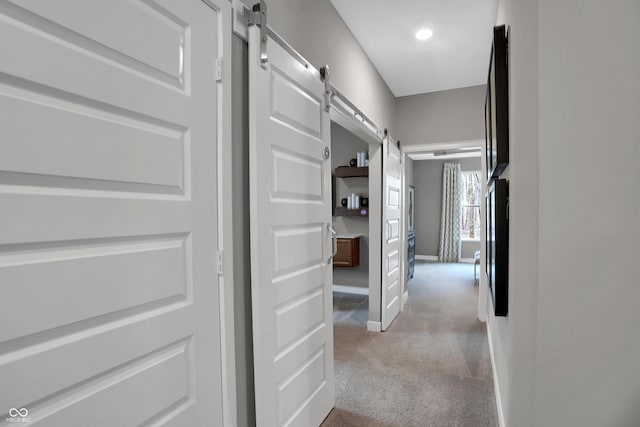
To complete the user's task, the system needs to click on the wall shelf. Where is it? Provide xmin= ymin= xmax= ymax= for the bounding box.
xmin=334 ymin=207 xmax=368 ymax=217
xmin=333 ymin=166 xmax=369 ymax=178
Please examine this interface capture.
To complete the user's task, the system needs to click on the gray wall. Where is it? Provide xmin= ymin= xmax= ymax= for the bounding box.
xmin=231 ymin=36 xmax=255 ymax=427
xmin=395 ymin=85 xmax=487 ymax=145
xmin=239 ymin=0 xmax=396 ymax=132
xmin=331 ymin=122 xmax=370 ymax=289
xmin=413 ymin=157 xmax=481 ymax=259
xmin=534 ymin=0 xmax=640 ymax=425
xmin=487 ymin=1 xmax=640 ymax=426
xmin=485 ymin=1 xmax=540 ymax=424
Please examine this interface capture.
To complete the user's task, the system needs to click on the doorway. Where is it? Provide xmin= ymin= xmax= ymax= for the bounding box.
xmin=401 ymin=141 xmax=488 ymax=321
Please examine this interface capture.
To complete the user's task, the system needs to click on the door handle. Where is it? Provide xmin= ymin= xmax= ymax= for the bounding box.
xmin=327 ymin=224 xmax=337 ymax=264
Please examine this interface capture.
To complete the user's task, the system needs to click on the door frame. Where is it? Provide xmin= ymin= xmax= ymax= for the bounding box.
xmin=400 ymin=140 xmax=488 ymax=321
xmin=329 ymin=98 xmax=385 ymax=332
xmin=204 ymin=0 xmax=238 ymax=424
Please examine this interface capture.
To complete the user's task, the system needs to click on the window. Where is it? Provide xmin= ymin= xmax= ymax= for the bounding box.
xmin=461 ymin=171 xmax=482 ymax=240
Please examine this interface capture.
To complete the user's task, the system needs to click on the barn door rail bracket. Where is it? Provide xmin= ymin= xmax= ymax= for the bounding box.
xmin=319 ymin=66 xmax=332 ymax=112
xmin=246 ymin=1 xmax=322 ymax=78
xmin=247 ymin=0 xmax=268 ymax=68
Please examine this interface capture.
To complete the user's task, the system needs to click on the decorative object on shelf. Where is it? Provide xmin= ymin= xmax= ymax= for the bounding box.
xmin=332 ymin=166 xmax=369 ymax=218
xmin=349 ymin=158 xmax=357 ymax=167
xmin=355 ymin=151 xmax=369 ymax=167
xmin=347 ymin=193 xmax=361 ymax=209
xmin=485 ymin=24 xmax=509 ymax=181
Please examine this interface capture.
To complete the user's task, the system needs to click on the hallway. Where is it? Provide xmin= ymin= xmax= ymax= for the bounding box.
xmin=323 ymin=262 xmax=498 ymax=426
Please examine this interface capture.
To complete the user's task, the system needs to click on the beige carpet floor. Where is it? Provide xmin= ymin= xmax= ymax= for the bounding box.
xmin=322 ymin=261 xmax=498 ymax=427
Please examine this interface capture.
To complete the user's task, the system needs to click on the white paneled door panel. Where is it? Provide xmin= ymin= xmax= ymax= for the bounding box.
xmin=382 ymin=138 xmax=402 ymax=331
xmin=0 ymin=1 xmax=228 ymax=425
xmin=248 ymin=25 xmax=334 ymax=427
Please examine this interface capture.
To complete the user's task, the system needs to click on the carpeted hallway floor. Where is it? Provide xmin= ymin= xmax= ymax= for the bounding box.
xmin=322 ymin=261 xmax=498 ymax=427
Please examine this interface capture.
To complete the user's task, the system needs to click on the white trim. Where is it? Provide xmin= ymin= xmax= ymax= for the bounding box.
xmin=477 ymin=126 xmax=488 ymax=322
xmin=399 ymin=151 xmax=407 ymax=312
xmin=416 ymin=255 xmax=439 ymax=261
xmin=332 ymin=284 xmax=369 ymax=295
xmin=409 ymin=151 xmax=481 ymax=161
xmin=231 ymin=0 xmax=249 ymax=41
xmin=330 ymin=99 xmax=383 ymax=146
xmin=367 ymin=321 xmax=382 ymax=332
xmin=401 ymin=139 xmax=485 ymax=154
xmin=486 ymin=322 xmax=506 ymax=427
xmin=213 ymin=1 xmax=237 ymax=425
xmin=402 ymin=290 xmax=409 ymax=308
xmin=459 ymin=258 xmax=475 ymax=264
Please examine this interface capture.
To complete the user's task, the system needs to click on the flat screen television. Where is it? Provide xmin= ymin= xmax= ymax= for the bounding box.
xmin=485 ymin=188 xmax=492 ymax=293
xmin=486 ymin=25 xmax=509 ymax=181
xmin=487 ymin=179 xmax=508 ymax=316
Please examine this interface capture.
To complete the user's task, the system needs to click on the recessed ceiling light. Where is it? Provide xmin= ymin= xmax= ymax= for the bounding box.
xmin=415 ymin=28 xmax=433 ymax=41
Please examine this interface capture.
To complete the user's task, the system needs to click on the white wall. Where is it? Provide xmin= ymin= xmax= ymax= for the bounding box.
xmin=239 ymin=0 xmax=396 ymax=132
xmin=396 ymin=85 xmax=487 ymax=145
xmin=534 ymin=1 xmax=640 ymax=425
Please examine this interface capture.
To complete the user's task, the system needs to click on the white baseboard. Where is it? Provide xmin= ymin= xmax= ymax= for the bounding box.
xmin=332 ymin=284 xmax=369 ymax=295
xmin=366 ymin=321 xmax=381 ymax=332
xmin=460 ymin=258 xmax=475 ymax=264
xmin=486 ymin=323 xmax=506 ymax=427
xmin=415 ymin=255 xmax=438 ymax=261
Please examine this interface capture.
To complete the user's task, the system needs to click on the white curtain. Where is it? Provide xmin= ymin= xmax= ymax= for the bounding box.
xmin=438 ymin=163 xmax=462 ymax=262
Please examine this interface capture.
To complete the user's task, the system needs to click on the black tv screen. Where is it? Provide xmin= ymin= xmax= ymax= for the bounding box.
xmin=487 ymin=179 xmax=508 ymax=316
xmin=486 ymin=25 xmax=509 ymax=180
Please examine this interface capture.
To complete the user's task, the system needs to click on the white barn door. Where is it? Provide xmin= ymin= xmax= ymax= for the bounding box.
xmin=248 ymin=25 xmax=335 ymax=427
xmin=382 ymin=137 xmax=402 ymax=331
xmin=0 ymin=0 xmax=229 ymax=425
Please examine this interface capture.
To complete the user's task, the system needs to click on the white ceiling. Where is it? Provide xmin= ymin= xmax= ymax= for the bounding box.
xmin=330 ymin=0 xmax=497 ymax=97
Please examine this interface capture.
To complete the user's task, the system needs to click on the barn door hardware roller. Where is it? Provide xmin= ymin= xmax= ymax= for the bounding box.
xmin=248 ymin=0 xmax=268 ymax=68
xmin=319 ymin=66 xmax=332 ymax=113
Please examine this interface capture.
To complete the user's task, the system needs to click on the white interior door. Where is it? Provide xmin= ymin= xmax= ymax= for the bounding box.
xmin=248 ymin=25 xmax=335 ymax=427
xmin=382 ymin=137 xmax=402 ymax=331
xmin=0 ymin=0 xmax=228 ymax=425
